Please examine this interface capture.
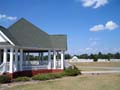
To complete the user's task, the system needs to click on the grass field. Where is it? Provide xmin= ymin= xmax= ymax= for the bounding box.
xmin=71 ymin=62 xmax=120 ymax=67
xmin=70 ymin=62 xmax=120 ymax=71
xmin=9 ymin=74 xmax=120 ymax=90
xmin=75 ymin=67 xmax=109 ymax=71
xmin=1 ymin=62 xmax=120 ymax=90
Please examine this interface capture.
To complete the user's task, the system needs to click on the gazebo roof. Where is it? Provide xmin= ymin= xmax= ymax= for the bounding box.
xmin=0 ymin=18 xmax=67 ymax=50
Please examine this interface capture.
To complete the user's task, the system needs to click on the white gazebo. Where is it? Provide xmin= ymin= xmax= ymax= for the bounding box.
xmin=0 ymin=18 xmax=67 ymax=78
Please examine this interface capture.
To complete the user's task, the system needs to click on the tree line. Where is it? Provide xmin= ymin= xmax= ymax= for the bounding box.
xmin=24 ymin=52 xmax=120 ymax=61
xmin=65 ymin=52 xmax=120 ymax=61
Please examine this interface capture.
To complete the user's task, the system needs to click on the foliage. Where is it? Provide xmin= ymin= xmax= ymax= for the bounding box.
xmin=32 ymin=67 xmax=80 ymax=81
xmin=32 ymin=73 xmax=56 ymax=80
xmin=0 ymin=75 xmax=11 ymax=83
xmin=78 ymin=52 xmax=120 ymax=61
xmin=53 ymin=72 xmax=66 ymax=78
xmin=32 ymin=72 xmax=67 ymax=81
xmin=92 ymin=54 xmax=98 ymax=62
xmin=65 ymin=54 xmax=72 ymax=59
xmin=14 ymin=76 xmax=30 ymax=82
xmin=79 ymin=54 xmax=89 ymax=59
xmin=64 ymin=66 xmax=80 ymax=76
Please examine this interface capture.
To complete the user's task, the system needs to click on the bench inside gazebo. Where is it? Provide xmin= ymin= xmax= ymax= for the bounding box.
xmin=0 ymin=18 xmax=67 ymax=78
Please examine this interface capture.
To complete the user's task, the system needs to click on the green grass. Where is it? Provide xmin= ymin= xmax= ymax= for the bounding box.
xmin=9 ymin=74 xmax=120 ymax=90
xmin=76 ymin=66 xmax=109 ymax=71
xmin=1 ymin=62 xmax=120 ymax=90
xmin=70 ymin=62 xmax=120 ymax=71
xmin=71 ymin=62 xmax=120 ymax=67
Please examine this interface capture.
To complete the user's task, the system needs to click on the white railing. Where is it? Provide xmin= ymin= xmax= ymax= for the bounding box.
xmin=22 ymin=65 xmax=48 ymax=70
xmin=23 ymin=60 xmax=48 ymax=66
xmin=22 ymin=60 xmax=62 ymax=70
xmin=0 ymin=60 xmax=63 ymax=73
xmin=0 ymin=63 xmax=5 ymax=74
xmin=0 ymin=62 xmax=9 ymax=74
xmin=22 ymin=61 xmax=49 ymax=70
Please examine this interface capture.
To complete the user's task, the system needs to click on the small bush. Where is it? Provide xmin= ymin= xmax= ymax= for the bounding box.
xmin=32 ymin=72 xmax=67 ymax=81
xmin=0 ymin=75 xmax=11 ymax=83
xmin=14 ymin=76 xmax=30 ymax=82
xmin=53 ymin=72 xmax=66 ymax=78
xmin=32 ymin=73 xmax=56 ymax=81
xmin=32 ymin=66 xmax=80 ymax=81
xmin=64 ymin=66 xmax=80 ymax=76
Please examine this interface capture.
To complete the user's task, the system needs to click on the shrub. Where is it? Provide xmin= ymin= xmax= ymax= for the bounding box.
xmin=32 ymin=73 xmax=56 ymax=81
xmin=0 ymin=75 xmax=11 ymax=83
xmin=14 ymin=76 xmax=30 ymax=82
xmin=32 ymin=66 xmax=80 ymax=81
xmin=64 ymin=66 xmax=80 ymax=76
xmin=53 ymin=72 xmax=66 ymax=78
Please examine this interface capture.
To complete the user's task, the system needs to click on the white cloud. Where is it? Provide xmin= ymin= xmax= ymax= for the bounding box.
xmin=105 ymin=21 xmax=119 ymax=30
xmin=0 ymin=14 xmax=17 ymax=21
xmin=90 ymin=21 xmax=119 ymax=32
xmin=81 ymin=0 xmax=108 ymax=8
xmin=90 ymin=24 xmax=104 ymax=31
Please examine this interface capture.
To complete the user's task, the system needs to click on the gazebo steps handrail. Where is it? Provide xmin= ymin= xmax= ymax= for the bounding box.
xmin=0 ymin=62 xmax=4 ymax=68
xmin=0 ymin=62 xmax=9 ymax=74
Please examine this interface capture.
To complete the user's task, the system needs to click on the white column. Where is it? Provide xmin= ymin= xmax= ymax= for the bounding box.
xmin=0 ymin=50 xmax=2 ymax=64
xmin=20 ymin=49 xmax=23 ymax=71
xmin=3 ymin=48 xmax=7 ymax=63
xmin=61 ymin=50 xmax=64 ymax=69
xmin=9 ymin=48 xmax=14 ymax=73
xmin=14 ymin=48 xmax=18 ymax=72
xmin=48 ymin=50 xmax=51 ymax=69
xmin=53 ymin=50 xmax=56 ymax=69
xmin=3 ymin=48 xmax=7 ymax=72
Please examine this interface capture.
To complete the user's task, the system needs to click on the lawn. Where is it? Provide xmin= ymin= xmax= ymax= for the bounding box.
xmin=71 ymin=62 xmax=120 ymax=67
xmin=76 ymin=67 xmax=109 ymax=71
xmin=70 ymin=62 xmax=120 ymax=71
xmin=1 ymin=62 xmax=120 ymax=90
xmin=8 ymin=74 xmax=120 ymax=90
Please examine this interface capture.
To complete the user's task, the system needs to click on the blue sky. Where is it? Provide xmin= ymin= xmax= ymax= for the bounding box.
xmin=0 ymin=0 xmax=120 ymax=55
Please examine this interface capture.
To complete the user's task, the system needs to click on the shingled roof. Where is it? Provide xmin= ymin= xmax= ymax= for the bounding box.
xmin=50 ymin=35 xmax=67 ymax=50
xmin=0 ymin=26 xmax=19 ymax=45
xmin=0 ymin=18 xmax=67 ymax=50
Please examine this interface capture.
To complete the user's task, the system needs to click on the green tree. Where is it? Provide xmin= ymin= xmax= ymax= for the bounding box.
xmin=93 ymin=54 xmax=98 ymax=62
xmin=98 ymin=52 xmax=103 ymax=59
xmin=79 ymin=54 xmax=89 ymax=59
xmin=114 ymin=52 xmax=120 ymax=59
xmin=65 ymin=54 xmax=71 ymax=59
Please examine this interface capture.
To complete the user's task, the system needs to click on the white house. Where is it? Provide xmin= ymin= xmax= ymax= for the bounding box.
xmin=0 ymin=18 xmax=67 ymax=78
